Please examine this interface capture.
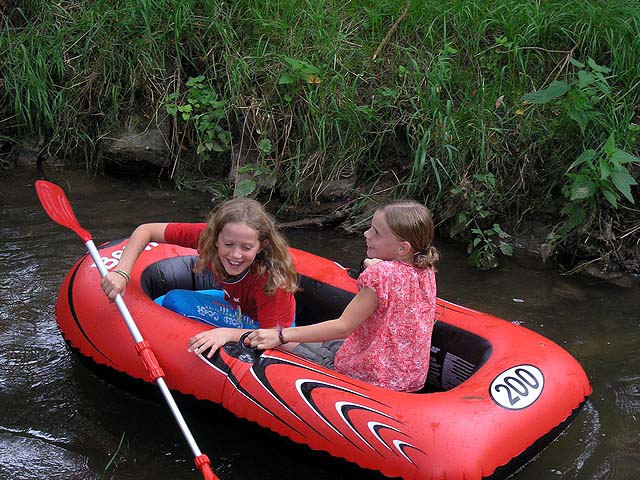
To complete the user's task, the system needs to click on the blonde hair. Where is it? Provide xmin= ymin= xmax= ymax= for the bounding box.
xmin=195 ymin=198 xmax=298 ymax=295
xmin=381 ymin=200 xmax=439 ymax=270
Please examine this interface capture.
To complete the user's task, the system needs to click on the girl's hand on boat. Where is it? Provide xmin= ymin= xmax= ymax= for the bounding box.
xmin=245 ymin=329 xmax=280 ymax=350
xmin=101 ymin=272 xmax=127 ymax=301
xmin=188 ymin=329 xmax=232 ymax=358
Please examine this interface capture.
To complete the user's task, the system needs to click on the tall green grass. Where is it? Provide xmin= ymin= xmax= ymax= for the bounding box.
xmin=2 ymin=0 xmax=639 ymax=268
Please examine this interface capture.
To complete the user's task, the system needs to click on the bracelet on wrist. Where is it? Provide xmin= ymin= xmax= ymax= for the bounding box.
xmin=113 ymin=269 xmax=131 ymax=284
xmin=278 ymin=327 xmax=288 ymax=345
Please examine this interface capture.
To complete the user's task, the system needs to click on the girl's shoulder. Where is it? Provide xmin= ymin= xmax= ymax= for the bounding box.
xmin=164 ymin=222 xmax=208 ymax=247
xmin=362 ymin=260 xmax=433 ymax=282
xmin=367 ymin=259 xmax=412 ymax=273
xmin=359 ymin=260 xmax=403 ymax=284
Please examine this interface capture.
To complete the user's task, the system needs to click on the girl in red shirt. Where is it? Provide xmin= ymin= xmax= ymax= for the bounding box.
xmin=245 ymin=200 xmax=439 ymax=392
xmin=101 ymin=197 xmax=297 ymax=357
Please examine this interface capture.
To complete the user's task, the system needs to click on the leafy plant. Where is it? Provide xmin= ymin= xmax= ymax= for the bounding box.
xmin=523 ymin=58 xmax=639 ymax=242
xmin=277 ymin=57 xmax=322 ymax=102
xmin=523 ymin=57 xmax=611 ymax=134
xmin=234 ymin=139 xmax=277 ymax=197
xmin=165 ymin=76 xmax=231 ymax=165
xmin=450 ymin=173 xmax=513 ymax=270
xmin=561 ymin=132 xmax=640 ymax=232
xmin=235 ymin=163 xmax=277 ymax=197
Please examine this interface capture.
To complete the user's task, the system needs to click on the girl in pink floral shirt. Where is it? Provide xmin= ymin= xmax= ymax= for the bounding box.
xmin=246 ymin=200 xmax=439 ymax=392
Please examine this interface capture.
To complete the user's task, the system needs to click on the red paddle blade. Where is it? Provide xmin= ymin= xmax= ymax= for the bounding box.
xmin=35 ymin=180 xmax=93 ymax=242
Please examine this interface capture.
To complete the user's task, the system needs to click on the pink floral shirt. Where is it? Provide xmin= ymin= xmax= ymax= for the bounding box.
xmin=334 ymin=260 xmax=436 ymax=392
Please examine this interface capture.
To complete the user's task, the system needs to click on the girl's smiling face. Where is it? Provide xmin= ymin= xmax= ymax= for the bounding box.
xmin=364 ymin=209 xmax=409 ymax=261
xmin=215 ymin=222 xmax=264 ymax=276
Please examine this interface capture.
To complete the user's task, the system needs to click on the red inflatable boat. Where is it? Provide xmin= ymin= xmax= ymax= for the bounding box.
xmin=55 ymin=238 xmax=592 ymax=480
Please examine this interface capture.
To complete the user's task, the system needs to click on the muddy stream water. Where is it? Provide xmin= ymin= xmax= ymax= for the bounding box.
xmin=1 ymin=170 xmax=638 ymax=480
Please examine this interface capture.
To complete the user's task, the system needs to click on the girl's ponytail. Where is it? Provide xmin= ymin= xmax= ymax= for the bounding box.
xmin=413 ymin=245 xmax=439 ymax=270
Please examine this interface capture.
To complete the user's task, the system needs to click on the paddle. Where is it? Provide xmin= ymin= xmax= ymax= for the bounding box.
xmin=35 ymin=180 xmax=218 ymax=480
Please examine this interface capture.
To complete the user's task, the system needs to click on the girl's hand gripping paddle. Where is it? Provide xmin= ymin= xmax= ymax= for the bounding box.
xmin=35 ymin=180 xmax=218 ymax=480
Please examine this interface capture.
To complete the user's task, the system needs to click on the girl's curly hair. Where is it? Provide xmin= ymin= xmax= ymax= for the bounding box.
xmin=195 ymin=197 xmax=298 ymax=295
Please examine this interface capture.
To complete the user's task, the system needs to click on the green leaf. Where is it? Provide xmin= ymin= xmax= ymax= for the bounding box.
xmin=499 ymin=243 xmax=513 ymax=256
xmin=381 ymin=87 xmax=398 ymax=98
xmin=577 ymin=70 xmax=595 ymax=88
xmin=599 ymin=160 xmax=612 ymax=180
xmin=493 ymin=223 xmax=509 ymax=239
xmin=569 ymin=58 xmax=585 ymax=69
xmin=587 ymin=57 xmax=611 ymax=73
xmin=570 ymin=175 xmax=596 ymax=200
xmin=278 ymin=73 xmax=295 ymax=85
xmin=234 ymin=178 xmax=256 ymax=197
xmin=604 ymin=132 xmax=616 ymax=156
xmin=257 ymin=138 xmax=272 ymax=155
xmin=283 ymin=57 xmax=319 ymax=75
xmin=594 ymin=80 xmax=611 ymax=95
xmin=567 ymin=149 xmax=596 ymax=172
xmin=563 ymin=203 xmax=586 ymax=230
xmin=567 ymin=107 xmax=589 ymax=133
xmin=186 ymin=75 xmax=205 ymax=87
xmin=611 ymin=150 xmax=640 ymax=165
xmin=610 ymin=167 xmax=637 ymax=203
xmin=165 ymin=105 xmax=177 ymax=116
xmin=602 ymin=188 xmax=618 ymax=208
xmin=522 ymin=80 xmax=570 ymax=104
xmin=355 ymin=104 xmax=374 ymax=115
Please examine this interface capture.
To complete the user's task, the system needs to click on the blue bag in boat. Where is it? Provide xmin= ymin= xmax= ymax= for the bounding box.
xmin=155 ymin=289 xmax=259 ymax=329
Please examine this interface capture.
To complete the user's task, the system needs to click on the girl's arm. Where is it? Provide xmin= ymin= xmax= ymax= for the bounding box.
xmin=101 ymin=223 xmax=168 ymax=300
xmin=245 ymin=287 xmax=378 ymax=350
xmin=187 ymin=328 xmax=252 ymax=358
xmin=187 ymin=326 xmax=278 ymax=358
xmin=188 ymin=287 xmax=296 ymax=358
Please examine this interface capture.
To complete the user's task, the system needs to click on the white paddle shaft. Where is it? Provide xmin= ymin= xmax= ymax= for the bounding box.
xmin=85 ymin=240 xmax=204 ymax=459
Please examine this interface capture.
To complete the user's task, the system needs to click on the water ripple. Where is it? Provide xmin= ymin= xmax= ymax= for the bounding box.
xmin=611 ymin=376 xmax=640 ymax=419
xmin=0 ymin=431 xmax=98 ymax=480
xmin=572 ymin=401 xmax=600 ymax=473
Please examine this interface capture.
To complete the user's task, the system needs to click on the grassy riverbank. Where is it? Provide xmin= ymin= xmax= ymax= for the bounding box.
xmin=1 ymin=0 xmax=639 ymax=271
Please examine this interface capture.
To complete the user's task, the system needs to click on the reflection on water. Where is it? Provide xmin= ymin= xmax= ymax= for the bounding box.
xmin=1 ymin=170 xmax=638 ymax=479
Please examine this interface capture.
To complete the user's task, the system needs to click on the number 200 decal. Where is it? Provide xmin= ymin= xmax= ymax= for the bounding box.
xmin=490 ymin=364 xmax=544 ymax=410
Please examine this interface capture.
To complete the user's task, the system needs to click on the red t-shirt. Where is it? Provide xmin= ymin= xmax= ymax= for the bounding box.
xmin=334 ymin=260 xmax=436 ymax=392
xmin=164 ymin=223 xmax=295 ymax=329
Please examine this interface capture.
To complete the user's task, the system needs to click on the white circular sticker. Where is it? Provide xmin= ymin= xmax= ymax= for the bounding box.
xmin=489 ymin=364 xmax=544 ymax=410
